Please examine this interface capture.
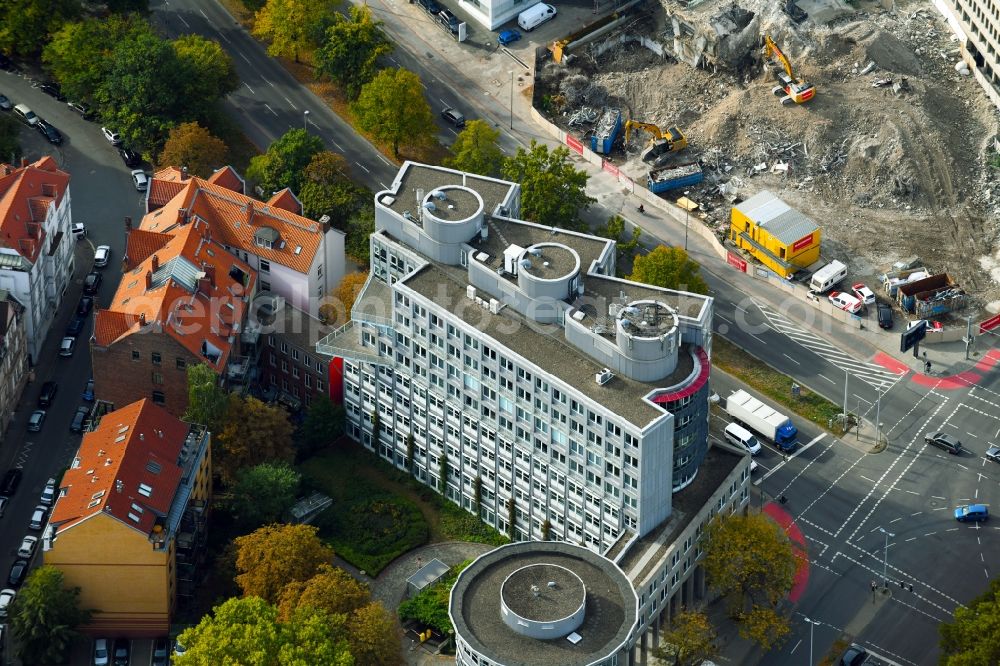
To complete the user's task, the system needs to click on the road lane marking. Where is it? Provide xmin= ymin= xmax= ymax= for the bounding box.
xmin=889 ymin=517 xmax=902 ymax=523
xmin=789 ymin=639 xmax=801 ymax=655
xmin=240 ymin=51 xmax=251 ymax=64
xmin=716 ymin=313 xmax=733 ymax=324
xmin=819 ymin=374 xmax=835 ymax=384
xmin=932 ymin=495 xmax=946 ymax=500
xmin=924 ymin=531 xmax=936 ymax=536
xmin=932 ymin=507 xmax=948 ymax=511
xmin=262 ymin=77 xmax=275 ymax=88
xmin=263 ymin=103 xmax=278 ymax=116
xmin=332 ymin=141 xmax=344 ymax=151
xmin=379 ymin=182 xmax=388 ymax=190
xmin=860 ymin=475 xmax=876 ymax=484
xmin=377 ymin=155 xmax=392 ymax=166
xmin=200 ymin=8 xmax=208 ymax=18
xmin=244 ymin=82 xmax=255 ymax=95
xmin=782 ymin=353 xmax=800 ymax=365
xmin=178 ymin=14 xmax=190 ymax=27
xmin=910 ymin=511 xmax=922 ymax=516
xmin=284 ymin=96 xmax=297 ymax=109
xmin=905 ymin=536 xmax=917 ymax=541
xmin=904 ymin=490 xmax=919 ymax=495
xmin=355 ymin=162 xmax=371 ymax=173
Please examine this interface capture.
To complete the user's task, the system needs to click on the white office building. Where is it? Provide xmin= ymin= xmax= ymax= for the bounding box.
xmin=936 ymin=0 xmax=1000 ymax=109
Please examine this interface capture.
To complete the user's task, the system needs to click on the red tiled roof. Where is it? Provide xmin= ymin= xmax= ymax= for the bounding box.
xmin=124 ymin=229 xmax=172 ymax=270
xmin=266 ymin=188 xmax=302 ymax=215
xmin=207 ymin=166 xmax=245 ymax=193
xmin=50 ymin=399 xmax=189 ymax=536
xmin=93 ymin=218 xmax=256 ymax=370
xmin=0 ymin=157 xmax=70 ymax=264
xmin=144 ymin=167 xmax=324 ymax=274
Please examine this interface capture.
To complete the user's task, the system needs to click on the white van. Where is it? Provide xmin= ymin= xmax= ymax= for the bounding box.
xmin=809 ymin=260 xmax=847 ymax=293
xmin=518 ymin=2 xmax=557 ymax=31
xmin=725 ymin=422 xmax=762 ymax=456
xmin=13 ymin=103 xmax=38 ymax=126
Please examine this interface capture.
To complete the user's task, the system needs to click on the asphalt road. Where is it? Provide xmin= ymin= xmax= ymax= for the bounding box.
xmin=0 ymin=68 xmax=146 ymax=643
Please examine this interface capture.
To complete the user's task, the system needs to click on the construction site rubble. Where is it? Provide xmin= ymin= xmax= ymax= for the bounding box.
xmin=536 ymin=0 xmax=1000 ymax=309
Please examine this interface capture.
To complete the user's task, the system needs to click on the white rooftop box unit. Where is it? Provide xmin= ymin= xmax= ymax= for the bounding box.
xmin=466 ymin=285 xmax=477 ymax=300
xmin=504 ymin=244 xmax=526 ymax=275
xmin=595 ymin=368 xmax=614 ymax=385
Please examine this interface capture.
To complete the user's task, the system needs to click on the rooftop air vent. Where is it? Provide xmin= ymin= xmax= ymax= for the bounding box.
xmin=595 ymin=368 xmax=614 ymax=385
xmin=434 ymin=190 xmax=448 ymax=201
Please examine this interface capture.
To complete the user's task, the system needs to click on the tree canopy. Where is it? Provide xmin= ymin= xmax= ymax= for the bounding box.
xmin=183 ymin=364 xmax=227 ymax=434
xmin=346 ymin=602 xmax=399 ymax=666
xmin=344 ymin=203 xmax=375 ymax=265
xmin=298 ymin=151 xmax=365 ymax=226
xmin=0 ymin=0 xmax=80 ymax=57
xmin=234 ymin=524 xmax=335 ymax=603
xmin=653 ymin=609 xmax=717 ymax=666
xmin=247 ymin=128 xmax=324 ymax=196
xmin=159 ymin=122 xmax=229 ymax=177
xmin=277 ymin=563 xmax=370 ymax=621
xmin=445 ymin=120 xmax=504 ymax=178
xmin=628 ymin=245 xmax=709 ymax=294
xmin=171 ymin=35 xmax=239 ymax=117
xmin=215 ymin=394 xmax=295 ymax=485
xmin=315 ymin=6 xmax=392 ymax=100
xmin=940 ymin=577 xmax=1000 ymax=665
xmin=352 ymin=68 xmax=435 ymax=158
xmin=597 ymin=215 xmax=642 ymax=264
xmin=11 ymin=566 xmax=91 ymax=665
xmin=397 ymin=561 xmax=470 ymax=635
xmin=296 ymin=395 xmax=345 ymax=459
xmin=501 ymin=141 xmax=594 ymax=230
xmin=252 ymin=0 xmax=338 ymax=62
xmin=0 ymin=114 xmax=21 ymax=164
xmin=228 ymin=462 xmax=301 ymax=529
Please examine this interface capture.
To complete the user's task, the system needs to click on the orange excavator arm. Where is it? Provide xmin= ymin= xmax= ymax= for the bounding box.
xmin=763 ymin=35 xmax=795 ymax=80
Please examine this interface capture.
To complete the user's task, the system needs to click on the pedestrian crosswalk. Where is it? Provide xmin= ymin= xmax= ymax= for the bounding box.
xmin=753 ymin=300 xmax=906 ymax=391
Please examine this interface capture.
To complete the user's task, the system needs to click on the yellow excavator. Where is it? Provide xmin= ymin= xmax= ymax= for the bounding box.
xmin=623 ymin=120 xmax=688 ymax=163
xmin=763 ymin=35 xmax=815 ymax=105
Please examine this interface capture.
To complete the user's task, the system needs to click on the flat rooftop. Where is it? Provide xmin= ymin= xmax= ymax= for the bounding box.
xmin=585 ymin=274 xmax=710 ymax=323
xmin=404 ymin=264 xmax=697 ymax=427
xmin=381 ymin=163 xmax=515 ymax=221
xmin=472 ymin=217 xmax=610 ymax=275
xmin=502 ymin=563 xmax=585 ymax=622
xmin=452 ymin=542 xmax=636 ymax=666
xmin=422 ymin=186 xmax=481 ymax=222
xmin=618 ymin=443 xmax=744 ymax=584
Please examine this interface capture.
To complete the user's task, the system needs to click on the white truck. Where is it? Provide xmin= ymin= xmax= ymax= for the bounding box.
xmin=724 ymin=390 xmax=797 ymax=452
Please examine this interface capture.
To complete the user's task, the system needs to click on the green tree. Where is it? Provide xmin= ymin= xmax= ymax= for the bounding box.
xmin=506 ymin=497 xmax=516 ymax=540
xmin=347 ymin=602 xmax=399 ymax=666
xmin=701 ymin=512 xmax=797 ymax=649
xmin=102 ymin=0 xmax=150 ymax=12
xmin=397 ymin=561 xmax=470 ymax=635
xmin=345 ymin=203 xmax=375 ymax=264
xmin=598 ymin=215 xmax=642 ymax=264
xmin=215 ymin=394 xmax=295 ymax=485
xmin=11 ymin=566 xmax=91 ymax=665
xmin=352 ymin=68 xmax=435 ymax=159
xmin=281 ymin=607 xmax=354 ymax=666
xmin=445 ymin=120 xmax=504 ymax=177
xmin=159 ymin=122 xmax=229 ymax=177
xmin=439 ymin=454 xmax=449 ymax=493
xmin=228 ymin=462 xmax=301 ymax=528
xmin=296 ymin=395 xmax=345 ymax=459
xmin=405 ymin=433 xmax=415 ymax=471
xmin=298 ymin=151 xmax=365 ymax=226
xmin=0 ymin=114 xmax=21 ymax=164
xmin=0 ymin=0 xmax=80 ymax=57
xmin=941 ymin=577 xmax=1000 ymax=665
xmin=653 ymin=609 xmax=717 ymax=666
xmin=172 ymin=35 xmax=239 ymax=118
xmin=501 ymin=141 xmax=594 ymax=230
xmin=247 ymin=128 xmax=324 ymax=195
xmin=235 ymin=524 xmax=335 ymax=603
xmin=252 ymin=0 xmax=338 ymax=62
xmin=628 ymin=245 xmax=709 ymax=294
xmin=277 ymin=563 xmax=370 ymax=621
xmin=183 ymin=364 xmax=227 ymax=433
xmin=315 ymin=6 xmax=392 ymax=100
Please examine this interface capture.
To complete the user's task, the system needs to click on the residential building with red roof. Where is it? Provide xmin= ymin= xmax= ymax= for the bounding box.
xmin=142 ymin=166 xmax=346 ymax=319
xmin=43 ymin=399 xmax=212 ymax=636
xmin=0 ymin=289 xmax=28 ymax=443
xmin=90 ymin=215 xmax=257 ymax=417
xmin=0 ymin=157 xmax=74 ymax=361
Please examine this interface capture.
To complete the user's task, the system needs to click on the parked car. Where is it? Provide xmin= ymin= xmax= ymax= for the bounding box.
xmin=93 ymin=638 xmax=111 ymax=666
xmin=0 ymin=589 xmax=15 ymax=618
xmin=118 ymin=147 xmax=140 ymax=168
xmin=924 ymin=431 xmax=962 ymax=454
xmin=36 ymin=118 xmax=63 ymax=145
xmin=498 ymin=29 xmax=521 ymax=46
xmin=987 ymin=444 xmax=1000 ymax=463
xmin=101 ymin=127 xmax=122 ymax=144
xmin=839 ymin=643 xmax=869 ymax=666
xmin=131 ymin=169 xmax=148 ymax=191
xmin=38 ymin=381 xmax=58 ymax=407
xmin=83 ymin=378 xmax=95 ymax=402
xmin=67 ymin=100 xmax=94 ymax=119
xmin=852 ymin=283 xmax=876 ymax=306
xmin=152 ymin=638 xmax=170 ymax=666
xmin=70 ymin=406 xmax=89 ymax=433
xmin=828 ymin=291 xmax=863 ymax=314
xmin=7 ymin=560 xmax=27 ymax=587
xmin=94 ymin=244 xmax=111 ymax=268
xmin=16 ymin=536 xmax=37 ymax=559
xmin=876 ymin=301 xmax=894 ymax=329
xmin=112 ymin=637 xmax=130 ymax=666
xmin=416 ymin=0 xmax=441 ymax=14
xmin=13 ymin=103 xmax=37 ymax=126
xmin=66 ymin=317 xmax=86 ymax=337
xmin=72 ymin=222 xmax=87 ymax=239
xmin=28 ymin=505 xmax=47 ymax=531
xmin=0 ymin=94 xmax=11 ymax=111
xmin=955 ymin=504 xmax=989 ymax=523
xmin=77 ymin=297 xmax=94 ymax=316
xmin=437 ymin=9 xmax=460 ymax=33
xmin=83 ymin=271 xmax=102 ymax=295
xmin=27 ymin=410 xmax=46 ymax=432
xmin=38 ymin=82 xmax=64 ymax=101
xmin=59 ymin=336 xmax=76 ymax=357
xmin=440 ymin=106 xmax=466 ymax=128
xmin=40 ymin=478 xmax=57 ymax=506
xmin=0 ymin=469 xmax=22 ymax=496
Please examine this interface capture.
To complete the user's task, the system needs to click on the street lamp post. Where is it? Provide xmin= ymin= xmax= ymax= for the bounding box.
xmin=303 ymin=109 xmax=310 ymax=131
xmin=683 ymin=190 xmax=691 ymax=251
xmin=509 ymin=71 xmax=514 ymax=130
xmin=804 ymin=617 xmax=821 ymax=666
xmin=879 ymin=527 xmax=894 ymax=587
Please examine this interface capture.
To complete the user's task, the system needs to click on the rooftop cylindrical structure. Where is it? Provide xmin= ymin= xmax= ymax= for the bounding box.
xmin=420 ymin=186 xmax=484 ymax=245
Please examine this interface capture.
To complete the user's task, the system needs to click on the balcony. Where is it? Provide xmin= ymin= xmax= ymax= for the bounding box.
xmin=316 ymin=321 xmax=392 ymax=367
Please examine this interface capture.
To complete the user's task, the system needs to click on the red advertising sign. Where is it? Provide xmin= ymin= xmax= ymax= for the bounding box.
xmin=980 ymin=312 xmax=1000 ymax=334
xmin=566 ymin=135 xmax=584 ymax=155
xmin=602 ymin=160 xmax=619 ymax=177
xmin=727 ymin=251 xmax=747 ymax=272
xmin=791 ymin=233 xmax=814 ymax=252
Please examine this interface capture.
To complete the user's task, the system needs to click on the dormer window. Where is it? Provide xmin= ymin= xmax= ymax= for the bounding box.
xmin=254 ymin=226 xmax=279 ymax=250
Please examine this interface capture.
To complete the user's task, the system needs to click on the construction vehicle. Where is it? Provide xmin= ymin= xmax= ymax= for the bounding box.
xmin=762 ymin=35 xmax=815 ymax=105
xmin=623 ymin=120 xmax=687 ymax=163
